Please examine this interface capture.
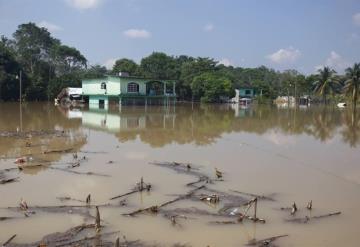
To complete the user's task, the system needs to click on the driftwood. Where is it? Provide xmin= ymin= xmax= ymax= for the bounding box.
xmin=48 ymin=167 xmax=110 ymax=177
xmin=245 ymin=234 xmax=289 ymax=246
xmin=43 ymin=148 xmax=74 ymax=154
xmin=124 ymin=186 xmax=205 ymax=216
xmin=149 ymin=161 xmax=211 ymax=182
xmin=110 ymin=178 xmax=152 ymax=200
xmin=161 ymin=207 xmax=228 ymax=218
xmin=286 ymin=211 xmax=341 ymax=223
xmin=0 ymin=177 xmax=19 ymax=184
xmin=3 ymin=225 xmax=137 ymax=247
xmin=3 ymin=234 xmax=17 ymax=246
xmin=4 ymin=203 xmax=119 ymax=220
xmin=229 ymin=190 xmax=275 ymax=201
xmin=0 ymin=216 xmax=21 ymax=221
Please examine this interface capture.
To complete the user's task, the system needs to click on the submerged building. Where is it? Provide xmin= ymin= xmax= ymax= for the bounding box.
xmin=82 ymin=74 xmax=176 ymax=107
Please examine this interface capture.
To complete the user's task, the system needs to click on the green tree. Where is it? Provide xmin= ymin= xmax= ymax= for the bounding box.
xmin=313 ymin=66 xmax=340 ymax=103
xmin=13 ymin=23 xmax=59 ymax=76
xmin=82 ymin=65 xmax=108 ymax=79
xmin=0 ymin=40 xmax=24 ymax=101
xmin=179 ymin=57 xmax=217 ymax=99
xmin=191 ymin=72 xmax=234 ymax=102
xmin=140 ymin=52 xmax=176 ymax=79
xmin=343 ymin=63 xmax=360 ymax=108
xmin=51 ymin=44 xmax=87 ymax=76
xmin=112 ymin=58 xmax=138 ymax=75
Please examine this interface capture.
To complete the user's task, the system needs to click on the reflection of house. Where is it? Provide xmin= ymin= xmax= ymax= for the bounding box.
xmin=82 ymin=75 xmax=176 ymax=107
xmin=81 ymin=108 xmax=176 ymax=133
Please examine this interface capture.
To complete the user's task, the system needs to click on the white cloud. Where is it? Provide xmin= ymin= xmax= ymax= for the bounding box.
xmin=267 ymin=47 xmax=301 ymax=64
xmin=37 ymin=21 xmax=62 ymax=32
xmin=103 ymin=58 xmax=116 ymax=69
xmin=204 ymin=23 xmax=214 ymax=32
xmin=353 ymin=13 xmax=360 ymax=26
xmin=315 ymin=51 xmax=350 ymax=73
xmin=123 ymin=29 xmax=151 ymax=39
xmin=65 ymin=0 xmax=102 ymax=9
xmin=218 ymin=58 xmax=234 ymax=66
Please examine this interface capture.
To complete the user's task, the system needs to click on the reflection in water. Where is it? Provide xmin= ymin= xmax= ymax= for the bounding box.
xmin=1 ymin=102 xmax=360 ymax=246
xmin=0 ymin=103 xmax=86 ymax=164
xmin=60 ymin=103 xmax=360 ymax=148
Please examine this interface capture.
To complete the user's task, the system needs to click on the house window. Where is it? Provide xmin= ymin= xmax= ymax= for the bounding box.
xmin=101 ymin=82 xmax=106 ymax=90
xmin=245 ymin=89 xmax=251 ymax=95
xmin=127 ymin=82 xmax=139 ymax=93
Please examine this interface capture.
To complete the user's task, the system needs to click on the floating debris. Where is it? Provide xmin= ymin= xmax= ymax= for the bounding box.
xmin=86 ymin=194 xmax=91 ymax=204
xmin=43 ymin=148 xmax=74 ymax=154
xmin=2 ymin=234 xmax=17 ymax=246
xmin=95 ymin=206 xmax=101 ymax=232
xmin=0 ymin=177 xmax=19 ymax=185
xmin=286 ymin=211 xmax=341 ymax=224
xmin=307 ymin=200 xmax=312 ymax=210
xmin=291 ymin=202 xmax=297 ymax=215
xmin=229 ymin=190 xmax=276 ymax=201
xmin=110 ymin=177 xmax=152 ymax=200
xmin=215 ymin=168 xmax=222 ymax=179
xmin=245 ymin=234 xmax=289 ymax=246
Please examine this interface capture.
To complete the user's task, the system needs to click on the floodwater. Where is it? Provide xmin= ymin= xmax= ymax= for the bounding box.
xmin=0 ymin=102 xmax=360 ymax=246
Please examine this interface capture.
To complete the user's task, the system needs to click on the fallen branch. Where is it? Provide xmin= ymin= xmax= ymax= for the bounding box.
xmin=49 ymin=167 xmax=110 ymax=177
xmin=0 ymin=177 xmax=19 ymax=184
xmin=245 ymin=234 xmax=289 ymax=246
xmin=149 ymin=161 xmax=210 ymax=182
xmin=2 ymin=234 xmax=16 ymax=246
xmin=124 ymin=186 xmax=205 ymax=216
xmin=43 ymin=148 xmax=74 ymax=154
xmin=286 ymin=211 xmax=341 ymax=223
xmin=110 ymin=178 xmax=152 ymax=200
xmin=229 ymin=190 xmax=275 ymax=201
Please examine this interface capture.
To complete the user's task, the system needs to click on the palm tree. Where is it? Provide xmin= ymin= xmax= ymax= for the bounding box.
xmin=313 ymin=66 xmax=339 ymax=104
xmin=344 ymin=63 xmax=360 ymax=108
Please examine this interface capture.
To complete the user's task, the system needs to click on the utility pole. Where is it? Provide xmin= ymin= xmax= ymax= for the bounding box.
xmin=294 ymin=81 xmax=297 ymax=105
xmin=19 ymin=70 xmax=22 ymax=104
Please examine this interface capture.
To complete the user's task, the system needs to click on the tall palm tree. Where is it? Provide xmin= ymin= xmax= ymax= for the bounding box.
xmin=344 ymin=63 xmax=360 ymax=108
xmin=313 ymin=66 xmax=339 ymax=104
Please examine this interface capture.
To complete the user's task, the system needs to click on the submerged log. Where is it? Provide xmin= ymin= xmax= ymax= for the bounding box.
xmin=43 ymin=148 xmax=74 ymax=154
xmin=286 ymin=211 xmax=341 ymax=223
xmin=49 ymin=167 xmax=110 ymax=177
xmin=245 ymin=234 xmax=289 ymax=246
xmin=0 ymin=177 xmax=19 ymax=184
xmin=149 ymin=161 xmax=211 ymax=182
xmin=229 ymin=190 xmax=275 ymax=201
xmin=3 ymin=234 xmax=17 ymax=246
xmin=124 ymin=186 xmax=205 ymax=216
xmin=110 ymin=178 xmax=152 ymax=200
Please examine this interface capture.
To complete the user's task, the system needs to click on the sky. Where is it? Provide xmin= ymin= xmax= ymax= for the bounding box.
xmin=0 ymin=0 xmax=360 ymax=74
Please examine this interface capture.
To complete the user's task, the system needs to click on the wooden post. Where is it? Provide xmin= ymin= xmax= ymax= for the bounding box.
xmin=140 ymin=177 xmax=144 ymax=191
xmin=254 ymin=198 xmax=257 ymax=219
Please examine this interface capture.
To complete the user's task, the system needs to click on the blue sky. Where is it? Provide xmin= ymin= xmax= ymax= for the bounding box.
xmin=1 ymin=0 xmax=360 ymax=74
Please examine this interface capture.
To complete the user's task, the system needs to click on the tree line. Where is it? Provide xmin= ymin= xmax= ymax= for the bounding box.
xmin=0 ymin=22 xmax=359 ymax=104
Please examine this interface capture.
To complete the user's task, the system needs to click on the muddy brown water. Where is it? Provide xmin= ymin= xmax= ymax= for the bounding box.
xmin=0 ymin=102 xmax=360 ymax=246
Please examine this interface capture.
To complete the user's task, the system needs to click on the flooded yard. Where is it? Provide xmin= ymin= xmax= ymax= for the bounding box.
xmin=1 ymin=102 xmax=360 ymax=247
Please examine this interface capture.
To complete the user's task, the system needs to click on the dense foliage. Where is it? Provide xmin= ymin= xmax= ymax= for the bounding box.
xmin=0 ymin=22 xmax=359 ymax=103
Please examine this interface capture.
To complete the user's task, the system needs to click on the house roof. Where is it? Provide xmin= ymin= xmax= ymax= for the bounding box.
xmin=106 ymin=74 xmax=177 ymax=82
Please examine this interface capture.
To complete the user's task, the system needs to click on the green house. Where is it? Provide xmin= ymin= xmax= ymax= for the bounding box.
xmin=82 ymin=75 xmax=176 ymax=107
xmin=238 ymin=87 xmax=255 ymax=98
